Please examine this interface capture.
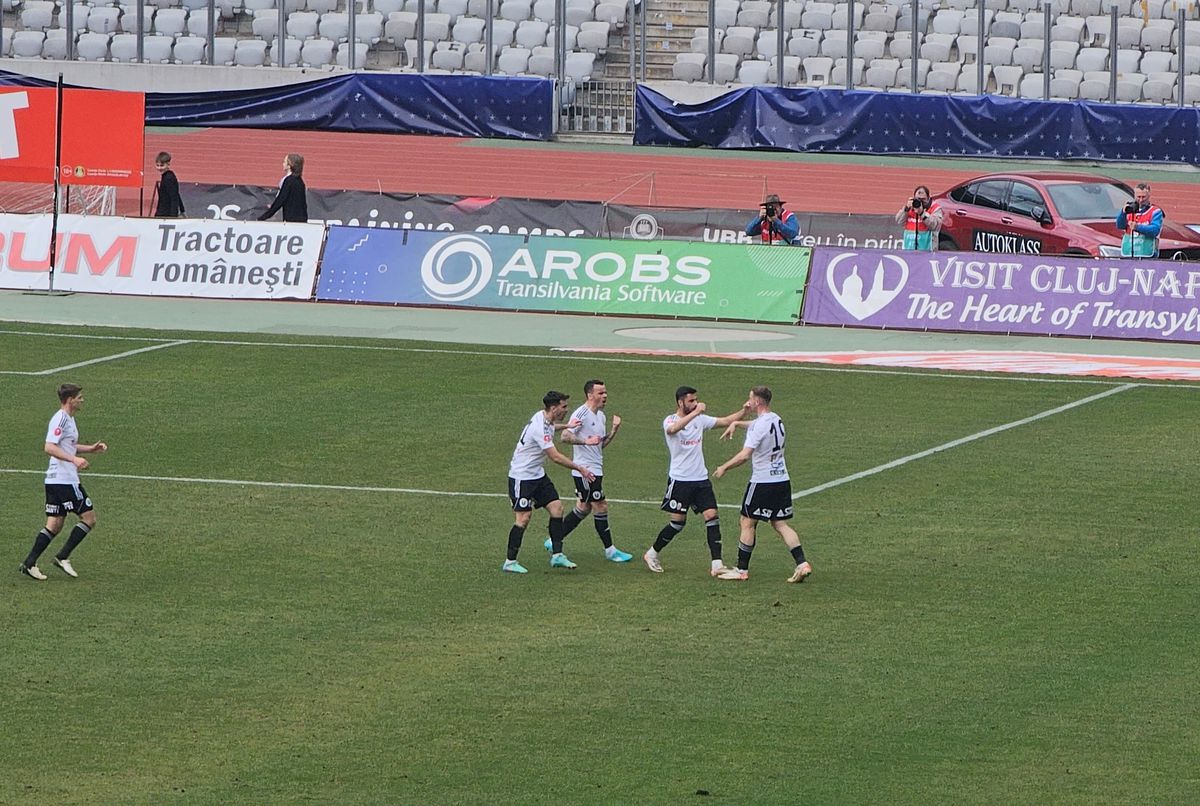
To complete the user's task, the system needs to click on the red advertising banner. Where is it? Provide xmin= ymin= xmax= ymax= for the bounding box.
xmin=0 ymin=87 xmax=144 ymax=188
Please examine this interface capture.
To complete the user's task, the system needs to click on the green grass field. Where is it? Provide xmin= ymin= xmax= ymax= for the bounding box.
xmin=1 ymin=322 xmax=1197 ymax=805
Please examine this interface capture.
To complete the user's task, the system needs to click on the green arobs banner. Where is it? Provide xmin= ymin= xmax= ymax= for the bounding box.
xmin=317 ymin=228 xmax=810 ymax=323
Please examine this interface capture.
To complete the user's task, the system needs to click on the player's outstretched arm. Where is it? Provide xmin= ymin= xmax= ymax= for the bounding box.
xmin=78 ymin=441 xmax=108 ymax=454
xmin=602 ymin=415 xmax=622 ymax=447
xmin=546 ymin=446 xmax=596 ymax=481
xmin=712 ymin=402 xmax=752 ymax=428
xmin=720 ymin=420 xmax=751 ymax=440
xmin=713 ymin=447 xmax=753 ymax=479
xmin=665 ymin=403 xmax=706 ymax=435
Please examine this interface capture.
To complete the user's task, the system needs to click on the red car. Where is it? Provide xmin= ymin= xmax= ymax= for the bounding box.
xmin=932 ymin=172 xmax=1200 ymax=260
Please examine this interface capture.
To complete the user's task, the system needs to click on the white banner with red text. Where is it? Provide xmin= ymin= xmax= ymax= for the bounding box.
xmin=0 ymin=214 xmax=322 ymax=298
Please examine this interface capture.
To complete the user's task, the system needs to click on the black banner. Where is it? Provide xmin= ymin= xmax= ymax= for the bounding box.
xmin=179 ymin=182 xmax=907 ymax=250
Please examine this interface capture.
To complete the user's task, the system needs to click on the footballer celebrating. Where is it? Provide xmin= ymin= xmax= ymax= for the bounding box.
xmin=19 ymin=383 xmax=109 ymax=581
xmin=713 ymin=386 xmax=812 ymax=583
xmin=643 ymin=386 xmax=749 ymax=576
xmin=551 ymin=379 xmax=633 ymax=562
xmin=503 ymin=390 xmax=596 ymax=574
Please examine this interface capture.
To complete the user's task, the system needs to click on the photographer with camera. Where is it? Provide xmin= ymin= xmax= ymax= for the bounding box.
xmin=1115 ymin=182 xmax=1162 ymax=258
xmin=746 ymin=193 xmax=799 ymax=245
xmin=895 ymin=185 xmax=943 ymax=251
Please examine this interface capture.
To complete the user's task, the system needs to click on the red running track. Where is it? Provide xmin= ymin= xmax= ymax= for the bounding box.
xmin=123 ymin=128 xmax=1200 ymax=223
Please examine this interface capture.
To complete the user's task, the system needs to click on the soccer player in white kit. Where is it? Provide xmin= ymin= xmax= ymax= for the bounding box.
xmin=643 ymin=385 xmax=750 ymax=576
xmin=504 ymin=390 xmax=597 ymax=574
xmin=19 ymin=383 xmax=109 ymax=581
xmin=713 ymin=386 xmax=812 ymax=583
xmin=552 ymin=379 xmax=634 ymax=562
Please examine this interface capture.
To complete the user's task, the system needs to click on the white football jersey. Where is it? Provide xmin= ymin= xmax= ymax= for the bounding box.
xmin=745 ymin=412 xmax=790 ymax=483
xmin=508 ymin=410 xmax=555 ymax=481
xmin=44 ymin=410 xmax=80 ymax=485
xmin=565 ymin=403 xmax=606 ymax=477
xmin=663 ymin=412 xmax=717 ymax=482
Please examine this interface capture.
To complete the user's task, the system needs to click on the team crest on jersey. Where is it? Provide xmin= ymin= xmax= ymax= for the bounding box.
xmin=54 ymin=427 xmax=62 ymax=436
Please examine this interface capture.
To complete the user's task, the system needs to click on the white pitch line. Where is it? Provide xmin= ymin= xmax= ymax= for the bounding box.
xmin=0 ymin=327 xmax=1159 ymax=387
xmin=791 ymin=382 xmax=1139 ymax=500
xmin=0 ymin=384 xmax=1140 ymax=508
xmin=11 ymin=340 xmax=193 ymax=376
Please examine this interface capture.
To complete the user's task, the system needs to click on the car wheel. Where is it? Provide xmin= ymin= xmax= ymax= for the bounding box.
xmin=938 ymin=234 xmax=959 ymax=252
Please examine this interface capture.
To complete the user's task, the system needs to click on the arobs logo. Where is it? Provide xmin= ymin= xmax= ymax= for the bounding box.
xmin=825 ymin=252 xmax=909 ymax=320
xmin=420 ymin=234 xmax=493 ymax=302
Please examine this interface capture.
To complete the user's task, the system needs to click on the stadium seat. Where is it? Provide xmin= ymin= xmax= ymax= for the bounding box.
xmin=803 ymin=54 xmax=833 ymax=85
xmin=463 ymin=42 xmax=493 ymax=73
xmin=355 ymin=12 xmax=384 ymax=43
xmin=1013 ymin=43 xmax=1044 ymax=71
xmin=1049 ymin=41 xmax=1079 ymax=69
xmin=76 ymin=32 xmax=111 ymax=60
xmin=335 ymin=40 xmax=368 ymax=66
xmin=738 ymin=58 xmax=772 ymax=84
xmin=1115 ymin=48 xmax=1141 ymax=73
xmin=213 ymin=35 xmax=236 ymax=64
xmin=789 ymin=29 xmax=821 ymax=60
xmin=496 ymin=44 xmax=529 ymax=73
xmin=755 ymin=29 xmax=787 ymax=60
xmin=864 ymin=57 xmax=900 ymax=89
xmin=234 ymin=38 xmax=268 ymax=65
xmin=1184 ymin=74 xmax=1200 ymax=103
xmin=452 ymin=16 xmax=485 ymax=44
xmin=20 ymin=1 xmax=54 ymax=30
xmin=515 ymin=19 xmax=549 ymax=47
xmin=1115 ymin=17 xmax=1142 ymax=48
xmin=563 ymin=49 xmax=594 ymax=81
xmin=288 ymin=11 xmax=320 ymax=39
xmin=676 ymin=51 xmax=700 ymax=81
xmin=1049 ymin=74 xmax=1081 ymax=99
xmin=565 ymin=0 xmax=595 ymax=27
xmin=385 ymin=10 xmax=416 ymax=42
xmin=992 ymin=63 xmax=1024 ymax=96
xmin=1142 ymin=77 xmax=1175 ymax=103
xmin=896 ymin=58 xmax=932 ymax=89
xmin=983 ymin=37 xmax=1017 ymax=65
xmin=738 ymin=1 xmax=772 ymax=29
xmin=1018 ymin=72 xmax=1046 ymax=98
xmin=11 ymin=30 xmax=46 ymax=58
xmin=576 ymin=19 xmax=608 ymax=52
xmin=301 ymin=36 xmax=335 ymax=66
xmin=499 ymin=0 xmax=530 ymax=22
xmin=769 ymin=54 xmax=801 ymax=84
xmin=87 ymin=6 xmax=121 ymax=32
xmin=1074 ymin=46 xmax=1107 ymax=73
xmin=1141 ymin=50 xmax=1172 ymax=74
xmin=889 ymin=32 xmax=920 ymax=60
xmin=144 ymin=34 xmax=174 ymax=62
xmin=1141 ymin=22 xmax=1173 ymax=52
xmin=722 ymin=25 xmax=756 ymax=57
xmin=1050 ymin=15 xmax=1085 ymax=44
xmin=119 ymin=4 xmax=155 ymax=33
xmin=253 ymin=10 xmax=280 ymax=39
xmin=713 ymin=0 xmax=737 ymax=28
xmin=767 ymin=1 xmax=802 ymax=30
xmin=925 ymin=64 xmax=959 ymax=92
xmin=439 ymin=0 xmax=469 ymax=20
xmin=403 ymin=38 xmax=435 ymax=65
xmin=308 ymin=0 xmax=339 ymax=11
xmin=431 ymin=40 xmax=465 ymax=69
xmin=713 ymin=52 xmax=739 ymax=83
xmin=173 ymin=35 xmax=206 ymax=63
xmin=1116 ymin=74 xmax=1145 ymax=102
xmin=525 ymin=44 xmax=554 ymax=75
xmin=931 ymin=9 xmax=963 ymax=35
xmin=1078 ymin=77 xmax=1108 ymax=101
xmin=154 ymin=7 xmax=187 ymax=35
xmin=863 ymin=11 xmax=896 ymax=33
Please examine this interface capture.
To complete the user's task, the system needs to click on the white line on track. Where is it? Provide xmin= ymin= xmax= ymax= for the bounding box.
xmin=0 ymin=327 xmax=1192 ymax=387
xmin=0 ymin=383 xmax=1139 ymax=507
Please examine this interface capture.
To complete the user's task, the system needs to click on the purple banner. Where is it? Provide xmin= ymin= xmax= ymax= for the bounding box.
xmin=804 ymin=248 xmax=1200 ymax=343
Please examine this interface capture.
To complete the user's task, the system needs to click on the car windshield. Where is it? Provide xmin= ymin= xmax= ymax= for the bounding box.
xmin=1045 ymin=181 xmax=1132 ymax=220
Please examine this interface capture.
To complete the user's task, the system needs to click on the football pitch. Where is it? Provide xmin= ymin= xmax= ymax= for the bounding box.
xmin=1 ymin=321 xmax=1197 ymax=805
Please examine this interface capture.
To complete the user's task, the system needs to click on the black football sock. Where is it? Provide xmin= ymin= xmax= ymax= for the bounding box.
xmin=549 ymin=516 xmax=565 ymax=554
xmin=23 ymin=528 xmax=55 ymax=567
xmin=561 ymin=507 xmax=587 ymax=537
xmin=790 ymin=545 xmax=807 ymax=565
xmin=507 ymin=525 xmax=526 ymax=561
xmin=593 ymin=512 xmax=613 ymax=549
xmin=652 ymin=521 xmax=685 ymax=552
xmin=56 ymin=523 xmax=91 ymax=560
xmin=737 ymin=541 xmax=755 ymax=571
xmin=705 ymin=517 xmax=722 ymax=561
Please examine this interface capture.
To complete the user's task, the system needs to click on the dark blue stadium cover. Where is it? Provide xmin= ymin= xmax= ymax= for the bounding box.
xmin=0 ymin=70 xmax=555 ymax=140
xmin=635 ymin=85 xmax=1200 ymax=165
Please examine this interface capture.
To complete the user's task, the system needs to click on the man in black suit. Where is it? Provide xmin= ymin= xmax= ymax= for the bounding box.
xmin=153 ymin=151 xmax=185 ymax=218
xmin=258 ymin=153 xmax=309 ymax=223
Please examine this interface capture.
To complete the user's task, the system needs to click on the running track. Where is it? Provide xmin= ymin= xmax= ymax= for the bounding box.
xmin=126 ymin=127 xmax=1200 ymax=222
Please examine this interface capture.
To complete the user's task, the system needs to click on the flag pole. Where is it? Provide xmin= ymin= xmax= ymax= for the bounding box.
xmin=47 ymin=72 xmax=64 ymax=295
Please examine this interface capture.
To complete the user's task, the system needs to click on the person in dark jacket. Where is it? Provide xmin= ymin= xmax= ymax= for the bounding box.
xmin=258 ymin=153 xmax=308 ymax=223
xmin=153 ymin=151 xmax=185 ymax=218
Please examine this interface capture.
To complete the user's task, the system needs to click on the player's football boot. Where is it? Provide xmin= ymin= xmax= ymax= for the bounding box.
xmin=19 ymin=564 xmax=47 ymax=581
xmin=501 ymin=560 xmax=529 ymax=574
xmin=709 ymin=563 xmax=733 ymax=577
xmin=718 ymin=568 xmax=749 ymax=581
xmin=53 ymin=557 xmax=78 ymax=578
xmin=786 ymin=562 xmax=813 ymax=584
xmin=605 ymin=547 xmax=633 ymax=563
xmin=549 ymin=553 xmax=577 ymax=569
xmin=643 ymin=551 xmax=663 ymax=573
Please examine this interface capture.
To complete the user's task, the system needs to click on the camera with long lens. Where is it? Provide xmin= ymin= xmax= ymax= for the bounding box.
xmin=911 ymin=197 xmax=926 ymax=211
xmin=1124 ymin=200 xmax=1140 ymax=214
xmin=763 ymin=203 xmax=779 ymax=218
